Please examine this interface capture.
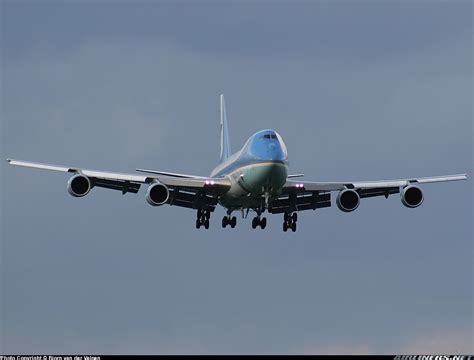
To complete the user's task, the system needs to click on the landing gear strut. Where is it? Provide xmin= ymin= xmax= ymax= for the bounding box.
xmin=196 ymin=209 xmax=210 ymax=229
xmin=283 ymin=212 xmax=297 ymax=232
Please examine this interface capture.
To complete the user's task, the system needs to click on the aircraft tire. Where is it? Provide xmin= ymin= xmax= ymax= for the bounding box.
xmin=291 ymin=222 xmax=297 ymax=232
xmin=252 ymin=217 xmax=258 ymax=229
xmin=292 ymin=212 xmax=298 ymax=222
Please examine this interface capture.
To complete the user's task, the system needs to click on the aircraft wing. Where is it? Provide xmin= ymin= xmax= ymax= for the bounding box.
xmin=7 ymin=159 xmax=231 ymax=212
xmin=269 ymin=174 xmax=468 ymax=214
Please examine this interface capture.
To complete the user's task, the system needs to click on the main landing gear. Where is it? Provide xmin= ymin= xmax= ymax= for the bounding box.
xmin=252 ymin=216 xmax=267 ymax=229
xmin=196 ymin=209 xmax=210 ymax=229
xmin=283 ymin=212 xmax=298 ymax=232
xmin=222 ymin=213 xmax=237 ymax=228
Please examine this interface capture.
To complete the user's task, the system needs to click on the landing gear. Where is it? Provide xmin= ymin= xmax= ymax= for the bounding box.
xmin=196 ymin=209 xmax=211 ymax=229
xmin=222 ymin=215 xmax=236 ymax=229
xmin=252 ymin=216 xmax=267 ymax=229
xmin=283 ymin=212 xmax=298 ymax=232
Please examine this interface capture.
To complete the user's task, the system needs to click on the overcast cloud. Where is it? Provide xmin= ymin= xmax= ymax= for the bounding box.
xmin=1 ymin=0 xmax=472 ymax=354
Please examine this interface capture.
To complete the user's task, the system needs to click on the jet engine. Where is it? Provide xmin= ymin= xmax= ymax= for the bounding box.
xmin=146 ymin=182 xmax=170 ymax=206
xmin=401 ymin=185 xmax=424 ymax=208
xmin=67 ymin=174 xmax=91 ymax=197
xmin=336 ymin=189 xmax=360 ymax=212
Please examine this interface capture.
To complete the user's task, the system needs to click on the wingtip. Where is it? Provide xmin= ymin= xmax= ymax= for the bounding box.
xmin=6 ymin=158 xmax=12 ymax=163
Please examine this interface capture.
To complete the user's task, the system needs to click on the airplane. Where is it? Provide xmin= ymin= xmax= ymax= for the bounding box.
xmin=7 ymin=94 xmax=468 ymax=232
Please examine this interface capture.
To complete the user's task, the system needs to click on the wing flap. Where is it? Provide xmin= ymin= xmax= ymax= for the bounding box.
xmin=92 ymin=178 xmax=141 ymax=194
xmin=269 ymin=191 xmax=331 ymax=214
xmin=357 ymin=187 xmax=399 ymax=199
xmin=168 ymin=188 xmax=219 ymax=211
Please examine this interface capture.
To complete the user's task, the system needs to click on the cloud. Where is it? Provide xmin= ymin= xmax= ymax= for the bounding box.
xmin=295 ymin=329 xmax=474 ymax=355
xmin=400 ymin=330 xmax=474 ymax=354
xmin=2 ymin=1 xmax=472 ymax=355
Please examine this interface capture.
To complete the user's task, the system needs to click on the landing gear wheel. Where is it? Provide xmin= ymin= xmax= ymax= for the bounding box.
xmin=204 ymin=219 xmax=210 ymax=229
xmin=205 ymin=211 xmax=210 ymax=220
xmin=291 ymin=221 xmax=297 ymax=232
xmin=292 ymin=212 xmax=298 ymax=222
xmin=196 ymin=219 xmax=201 ymax=229
xmin=252 ymin=217 xmax=258 ymax=229
xmin=260 ymin=217 xmax=267 ymax=229
xmin=197 ymin=209 xmax=202 ymax=219
xmin=222 ymin=216 xmax=228 ymax=228
xmin=231 ymin=216 xmax=237 ymax=228
xmin=284 ymin=212 xmax=289 ymax=222
xmin=283 ymin=221 xmax=288 ymax=232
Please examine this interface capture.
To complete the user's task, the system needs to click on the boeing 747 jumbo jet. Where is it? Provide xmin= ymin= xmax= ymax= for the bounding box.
xmin=7 ymin=95 xmax=468 ymax=232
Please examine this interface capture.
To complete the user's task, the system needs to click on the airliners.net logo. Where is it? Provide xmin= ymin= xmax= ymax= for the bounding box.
xmin=395 ymin=356 xmax=472 ymax=360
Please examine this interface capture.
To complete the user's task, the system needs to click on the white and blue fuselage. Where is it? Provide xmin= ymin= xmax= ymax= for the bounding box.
xmin=210 ymin=129 xmax=288 ymax=210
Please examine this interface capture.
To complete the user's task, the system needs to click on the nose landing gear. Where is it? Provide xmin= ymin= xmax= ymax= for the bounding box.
xmin=283 ymin=212 xmax=297 ymax=232
xmin=222 ymin=214 xmax=237 ymax=228
xmin=251 ymin=216 xmax=267 ymax=229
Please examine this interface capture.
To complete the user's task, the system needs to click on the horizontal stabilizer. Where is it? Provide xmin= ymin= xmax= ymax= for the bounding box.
xmin=287 ymin=174 xmax=304 ymax=178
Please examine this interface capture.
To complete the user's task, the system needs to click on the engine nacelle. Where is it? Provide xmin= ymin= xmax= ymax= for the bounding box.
xmin=401 ymin=185 xmax=424 ymax=208
xmin=146 ymin=182 xmax=169 ymax=206
xmin=67 ymin=174 xmax=91 ymax=197
xmin=336 ymin=189 xmax=360 ymax=212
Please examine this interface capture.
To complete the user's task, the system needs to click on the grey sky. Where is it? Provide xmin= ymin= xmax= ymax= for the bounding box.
xmin=1 ymin=0 xmax=472 ymax=354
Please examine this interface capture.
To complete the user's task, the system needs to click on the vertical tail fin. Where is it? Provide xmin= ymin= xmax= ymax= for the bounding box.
xmin=220 ymin=94 xmax=231 ymax=163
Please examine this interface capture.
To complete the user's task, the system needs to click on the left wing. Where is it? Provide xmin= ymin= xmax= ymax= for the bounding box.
xmin=7 ymin=159 xmax=231 ymax=212
xmin=284 ymin=174 xmax=468 ymax=192
xmin=270 ymin=174 xmax=468 ymax=214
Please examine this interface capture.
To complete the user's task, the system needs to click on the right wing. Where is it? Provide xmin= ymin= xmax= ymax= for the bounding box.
xmin=283 ymin=174 xmax=468 ymax=193
xmin=7 ymin=159 xmax=231 ymax=212
xmin=269 ymin=173 xmax=468 ymax=214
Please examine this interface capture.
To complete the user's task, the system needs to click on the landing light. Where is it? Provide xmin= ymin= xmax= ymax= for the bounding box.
xmin=205 ymin=180 xmax=215 ymax=185
xmin=295 ymin=183 xmax=304 ymax=188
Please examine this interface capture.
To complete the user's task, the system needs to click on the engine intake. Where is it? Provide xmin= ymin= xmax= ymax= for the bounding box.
xmin=401 ymin=185 xmax=424 ymax=208
xmin=336 ymin=189 xmax=360 ymax=212
xmin=146 ymin=182 xmax=169 ymax=206
xmin=67 ymin=174 xmax=91 ymax=197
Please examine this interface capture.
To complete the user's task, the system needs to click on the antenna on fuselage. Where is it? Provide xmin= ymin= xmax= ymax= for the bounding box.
xmin=220 ymin=94 xmax=231 ymax=163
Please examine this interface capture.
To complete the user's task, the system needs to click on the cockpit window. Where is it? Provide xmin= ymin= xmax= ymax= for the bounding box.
xmin=262 ymin=134 xmax=277 ymax=139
